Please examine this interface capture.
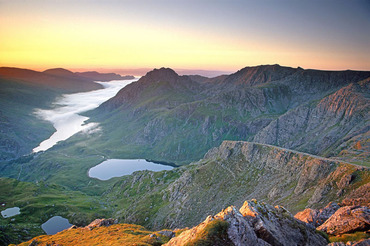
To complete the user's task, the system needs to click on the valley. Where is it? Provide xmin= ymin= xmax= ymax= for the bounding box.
xmin=0 ymin=65 xmax=369 ymax=245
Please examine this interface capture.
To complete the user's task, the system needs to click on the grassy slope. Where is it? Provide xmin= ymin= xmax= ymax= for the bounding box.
xmin=16 ymin=224 xmax=172 ymax=246
xmin=0 ymin=177 xmax=109 ymax=244
xmin=0 ymin=79 xmax=57 ymax=160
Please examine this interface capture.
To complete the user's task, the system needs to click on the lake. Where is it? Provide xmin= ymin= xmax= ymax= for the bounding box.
xmin=88 ymin=159 xmax=174 ymax=180
xmin=41 ymin=216 xmax=73 ymax=235
xmin=33 ymin=78 xmax=138 ymax=152
xmin=1 ymin=207 xmax=20 ymax=218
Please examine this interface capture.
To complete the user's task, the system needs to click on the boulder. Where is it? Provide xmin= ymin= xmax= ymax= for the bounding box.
xmin=239 ymin=200 xmax=328 ymax=246
xmin=158 ymin=230 xmax=175 ymax=238
xmin=84 ymin=218 xmax=118 ymax=230
xmin=294 ymin=208 xmax=319 ymax=226
xmin=295 ymin=202 xmax=340 ymax=227
xmin=317 ymin=206 xmax=370 ymax=235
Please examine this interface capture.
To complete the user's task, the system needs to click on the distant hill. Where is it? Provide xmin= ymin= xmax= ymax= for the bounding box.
xmin=75 ymin=71 xmax=135 ymax=81
xmin=0 ymin=67 xmax=111 ymax=161
xmin=0 ymin=67 xmax=102 ymax=93
xmin=0 ymin=66 xmax=137 ymax=161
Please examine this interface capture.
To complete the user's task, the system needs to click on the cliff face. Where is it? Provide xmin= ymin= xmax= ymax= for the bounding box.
xmin=253 ymin=80 xmax=370 ymax=162
xmin=104 ymin=141 xmax=369 ymax=230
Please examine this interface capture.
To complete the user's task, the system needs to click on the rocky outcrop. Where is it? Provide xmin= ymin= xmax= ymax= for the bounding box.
xmin=165 ymin=200 xmax=328 ymax=246
xmin=84 ymin=218 xmax=118 ymax=230
xmin=317 ymin=206 xmax=370 ymax=235
xmin=294 ymin=202 xmax=340 ymax=227
xmin=341 ymin=183 xmax=370 ymax=207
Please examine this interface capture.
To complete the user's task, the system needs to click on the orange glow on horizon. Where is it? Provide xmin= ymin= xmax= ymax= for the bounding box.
xmin=1 ymin=1 xmax=369 ymax=72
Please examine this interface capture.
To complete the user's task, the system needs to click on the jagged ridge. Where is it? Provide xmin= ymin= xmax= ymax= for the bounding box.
xmin=103 ymin=141 xmax=369 ymax=231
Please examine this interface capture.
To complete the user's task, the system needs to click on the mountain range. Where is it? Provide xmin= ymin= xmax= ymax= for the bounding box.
xmin=84 ymin=65 xmax=370 ymax=165
xmin=0 ymin=64 xmax=369 ymax=245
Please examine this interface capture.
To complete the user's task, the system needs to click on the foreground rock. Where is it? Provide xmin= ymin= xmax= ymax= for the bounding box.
xmin=165 ymin=199 xmax=328 ymax=246
xmin=294 ymin=202 xmax=340 ymax=227
xmin=317 ymin=206 xmax=370 ymax=235
xmin=84 ymin=218 xmax=118 ymax=230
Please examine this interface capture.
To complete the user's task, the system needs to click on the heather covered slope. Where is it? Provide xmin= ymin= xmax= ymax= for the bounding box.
xmin=17 ymin=200 xmax=329 ymax=246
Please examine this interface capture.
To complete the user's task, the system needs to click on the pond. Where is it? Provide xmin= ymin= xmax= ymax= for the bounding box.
xmin=88 ymin=159 xmax=174 ymax=180
xmin=1 ymin=207 xmax=20 ymax=218
xmin=41 ymin=216 xmax=73 ymax=235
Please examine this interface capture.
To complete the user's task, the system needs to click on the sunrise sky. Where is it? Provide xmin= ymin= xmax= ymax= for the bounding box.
xmin=0 ymin=0 xmax=369 ymax=73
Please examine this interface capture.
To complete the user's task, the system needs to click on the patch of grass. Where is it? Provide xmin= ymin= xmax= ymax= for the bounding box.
xmin=329 ymin=231 xmax=369 ymax=243
xmin=0 ymin=177 xmax=109 ymax=244
xmin=15 ymin=224 xmax=164 ymax=246
xmin=316 ymin=230 xmax=329 ymax=242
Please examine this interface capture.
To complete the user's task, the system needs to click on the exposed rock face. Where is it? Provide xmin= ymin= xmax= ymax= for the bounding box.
xmin=341 ymin=183 xmax=370 ymax=207
xmin=253 ymin=81 xmax=370 ymax=161
xmin=84 ymin=218 xmax=118 ymax=230
xmin=317 ymin=206 xmax=370 ymax=235
xmin=165 ymin=200 xmax=328 ymax=246
xmin=294 ymin=202 xmax=340 ymax=227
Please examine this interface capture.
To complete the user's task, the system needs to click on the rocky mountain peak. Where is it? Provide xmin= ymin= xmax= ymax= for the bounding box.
xmin=140 ymin=67 xmax=179 ymax=84
xmin=222 ymin=64 xmax=297 ymax=86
